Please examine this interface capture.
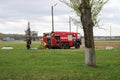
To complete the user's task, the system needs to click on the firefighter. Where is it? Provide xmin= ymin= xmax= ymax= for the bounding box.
xmin=25 ymin=22 xmax=32 ymax=50
xmin=42 ymin=41 xmax=46 ymax=48
xmin=26 ymin=37 xmax=31 ymax=49
xmin=73 ymin=34 xmax=76 ymax=45
xmin=39 ymin=41 xmax=46 ymax=49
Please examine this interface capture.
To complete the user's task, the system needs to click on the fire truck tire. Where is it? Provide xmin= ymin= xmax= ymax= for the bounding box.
xmin=75 ymin=42 xmax=80 ymax=49
xmin=60 ymin=43 xmax=65 ymax=49
xmin=65 ymin=43 xmax=70 ymax=49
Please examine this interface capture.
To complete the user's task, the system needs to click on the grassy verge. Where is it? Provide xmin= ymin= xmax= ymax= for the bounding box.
xmin=0 ymin=48 xmax=120 ymax=80
xmin=0 ymin=41 xmax=120 ymax=80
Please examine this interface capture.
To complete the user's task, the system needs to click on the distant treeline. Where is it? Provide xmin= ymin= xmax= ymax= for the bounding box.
xmin=0 ymin=33 xmax=120 ymax=41
xmin=0 ymin=33 xmax=25 ymax=41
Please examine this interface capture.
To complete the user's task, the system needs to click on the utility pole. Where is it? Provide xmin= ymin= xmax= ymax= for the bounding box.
xmin=76 ymin=26 xmax=78 ymax=33
xmin=69 ymin=16 xmax=71 ymax=32
xmin=51 ymin=3 xmax=57 ymax=32
xmin=51 ymin=6 xmax=54 ymax=32
xmin=110 ymin=26 xmax=112 ymax=40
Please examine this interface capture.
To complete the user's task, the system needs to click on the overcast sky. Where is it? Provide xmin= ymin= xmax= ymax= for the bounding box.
xmin=0 ymin=0 xmax=120 ymax=36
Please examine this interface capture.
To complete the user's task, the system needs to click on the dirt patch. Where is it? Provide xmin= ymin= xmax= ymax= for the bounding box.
xmin=79 ymin=41 xmax=120 ymax=50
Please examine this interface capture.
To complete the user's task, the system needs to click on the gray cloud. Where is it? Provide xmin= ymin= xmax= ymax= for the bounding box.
xmin=0 ymin=0 xmax=120 ymax=36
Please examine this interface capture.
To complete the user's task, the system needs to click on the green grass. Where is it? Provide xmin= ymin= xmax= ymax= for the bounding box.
xmin=0 ymin=41 xmax=120 ymax=80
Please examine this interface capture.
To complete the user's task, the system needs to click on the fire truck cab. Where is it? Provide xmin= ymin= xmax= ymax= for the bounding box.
xmin=43 ymin=31 xmax=82 ymax=49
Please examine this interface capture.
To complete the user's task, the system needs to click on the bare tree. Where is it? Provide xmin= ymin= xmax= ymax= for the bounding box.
xmin=60 ymin=0 xmax=108 ymax=67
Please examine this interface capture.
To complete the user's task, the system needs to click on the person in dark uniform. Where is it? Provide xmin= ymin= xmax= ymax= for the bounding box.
xmin=25 ymin=22 xmax=32 ymax=50
xmin=26 ymin=37 xmax=31 ymax=49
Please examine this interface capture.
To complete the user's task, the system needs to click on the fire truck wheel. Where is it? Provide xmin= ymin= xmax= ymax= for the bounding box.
xmin=60 ymin=43 xmax=65 ymax=49
xmin=65 ymin=43 xmax=70 ymax=49
xmin=75 ymin=42 xmax=80 ymax=49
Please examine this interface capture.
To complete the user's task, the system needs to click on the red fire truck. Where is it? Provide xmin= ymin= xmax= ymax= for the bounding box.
xmin=43 ymin=31 xmax=82 ymax=49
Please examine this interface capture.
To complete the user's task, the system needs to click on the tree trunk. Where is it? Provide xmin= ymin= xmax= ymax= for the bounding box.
xmin=80 ymin=0 xmax=96 ymax=67
xmin=83 ymin=24 xmax=96 ymax=66
xmin=85 ymin=48 xmax=96 ymax=66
